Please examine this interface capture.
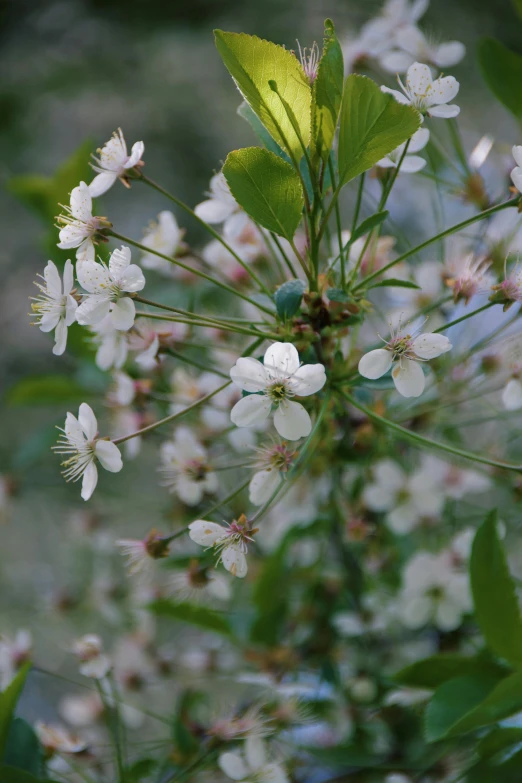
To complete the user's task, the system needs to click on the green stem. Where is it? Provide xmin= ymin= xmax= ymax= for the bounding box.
xmin=134 ymin=295 xmax=272 ymax=327
xmin=269 ymin=232 xmax=298 ymax=278
xmin=202 ymin=477 xmax=251 ymax=519
xmin=163 ymin=348 xmax=229 ymax=379
xmin=135 ymin=310 xmax=278 ymax=341
xmin=353 ymin=198 xmax=519 ymax=292
xmin=95 ymin=679 xmax=125 ymax=783
xmin=339 ymin=389 xmax=522 ymax=473
xmin=432 ymin=302 xmax=495 ymax=333
xmin=328 ymin=156 xmax=346 ymax=287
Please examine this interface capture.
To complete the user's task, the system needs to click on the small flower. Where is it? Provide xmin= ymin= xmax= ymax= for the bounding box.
xmin=249 ymin=440 xmax=297 ymax=506
xmin=380 ymin=25 xmax=465 ymax=73
xmin=219 ymin=736 xmax=288 ymax=783
xmin=159 ymin=426 xmax=218 ymax=505
xmin=195 ymin=172 xmax=250 ymax=241
xmin=35 ymin=722 xmax=87 ymax=757
xmin=510 ymin=145 xmax=522 ymax=193
xmin=57 ymin=181 xmax=111 ymax=263
xmin=377 ymin=127 xmax=429 ymax=173
xmin=72 ymin=634 xmax=111 ymax=679
xmin=490 ymin=263 xmax=522 ymax=310
xmin=31 ymin=260 xmax=78 ymax=355
xmin=230 ymin=342 xmax=326 ymax=441
xmin=170 ymin=560 xmax=232 ymax=604
xmin=88 ymin=128 xmax=144 ymax=197
xmin=358 ymin=321 xmax=452 ymax=398
xmin=382 ymin=61 xmax=460 ymax=119
xmin=140 ymin=210 xmax=183 ymax=272
xmin=502 ymin=377 xmax=522 ymax=411
xmin=444 ymin=253 xmax=493 ymax=304
xmin=116 ymin=529 xmax=171 ymax=577
xmin=188 ymin=514 xmax=256 ymax=578
xmin=90 ymin=315 xmax=129 ymax=371
xmin=295 ymin=41 xmax=320 ymax=83
xmin=53 ymin=403 xmax=123 ymax=501
xmin=76 ymin=245 xmax=145 ymax=331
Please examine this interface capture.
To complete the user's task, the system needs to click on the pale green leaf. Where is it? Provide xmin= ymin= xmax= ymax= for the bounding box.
xmin=351 ymin=210 xmax=388 ymax=242
xmin=311 ymin=19 xmax=344 ymax=166
xmin=369 ymin=278 xmax=420 ymax=290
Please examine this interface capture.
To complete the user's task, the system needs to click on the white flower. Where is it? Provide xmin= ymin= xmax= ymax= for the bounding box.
xmin=72 ymin=634 xmax=111 ymax=679
xmin=53 ymin=403 xmax=123 ymax=501
xmin=159 ymin=427 xmax=218 ymax=505
xmin=218 ymin=736 xmax=288 ymax=783
xmin=229 ymin=342 xmax=326 ymax=441
xmin=382 ymin=61 xmax=460 ymax=119
xmin=444 ymin=253 xmax=493 ymax=304
xmin=359 ymin=322 xmax=451 ymax=397
xmin=249 ymin=441 xmax=296 ymax=506
xmin=76 ymin=245 xmax=145 ymax=331
xmin=88 ymin=128 xmax=144 ymax=197
xmin=35 ymin=723 xmax=87 ymax=756
xmin=510 ymin=145 xmax=522 ymax=193
xmin=116 ymin=530 xmax=171 ymax=578
xmin=380 ymin=25 xmax=465 ymax=73
xmin=31 ymin=260 xmax=78 ymax=355
xmin=195 ymin=171 xmax=252 ymax=241
xmin=362 ymin=458 xmax=444 ymax=533
xmin=188 ymin=516 xmax=255 ymax=578
xmin=90 ymin=316 xmax=129 ymax=371
xmin=377 ymin=127 xmax=429 ymax=173
xmin=140 ymin=210 xmax=182 ymax=272
xmin=57 ymin=181 xmax=109 ymax=263
xmin=399 ymin=551 xmax=471 ymax=631
xmin=502 ymin=377 xmax=522 ymax=410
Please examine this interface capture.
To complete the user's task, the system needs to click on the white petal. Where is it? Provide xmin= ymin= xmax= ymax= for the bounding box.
xmin=433 ymin=41 xmax=466 ymax=67
xmin=426 ymin=76 xmax=460 ymax=107
xmin=176 ymin=476 xmax=203 ymax=506
xmin=502 ymin=379 xmax=522 ymax=411
xmin=70 ymin=182 xmax=92 ymax=221
xmin=408 ymin=127 xmax=430 ymax=153
xmin=44 ymin=260 xmax=62 ymax=297
xmin=363 ymin=482 xmax=397 ymax=511
xmin=394 ymin=24 xmax=427 ymax=56
xmin=264 ymin=342 xmax=300 ymax=377
xmin=401 ymin=595 xmax=432 ymax=628
xmin=62 ymin=259 xmax=75 ymax=295
xmin=230 ymin=357 xmax=268 ymax=392
xmin=64 ymin=413 xmax=85 ymax=447
xmin=108 ymin=246 xmax=131 ymax=279
xmin=511 ymin=167 xmax=522 ymax=193
xmin=79 ymin=403 xmax=98 ymax=440
xmin=124 ymin=140 xmax=145 ymax=168
xmin=288 ymin=363 xmax=327 ymax=396
xmin=95 ymin=440 xmax=123 ymax=472
xmin=53 ymin=319 xmax=68 ymax=356
xmin=273 ymin=400 xmax=311 ymax=441
xmin=221 ymin=544 xmax=248 ymax=578
xmin=428 ymin=104 xmax=460 ymax=119
xmin=387 ymin=502 xmax=420 ymax=534
xmin=245 ymin=737 xmax=267 ymax=771
xmin=374 ymin=458 xmax=406 ymax=488
xmin=513 ymin=145 xmax=522 ymax=169
xmin=194 ymin=198 xmax=235 ymax=224
xmin=435 ymin=600 xmax=462 ymax=631
xmin=76 ymin=296 xmax=111 ymax=326
xmin=81 ymin=461 xmax=98 ymax=501
xmin=376 ymin=156 xmax=396 ymax=168
xmin=76 ymin=239 xmax=95 ymax=264
xmin=218 ymin=752 xmax=249 ymax=780
xmin=411 ymin=332 xmax=451 ymax=359
xmin=89 ymin=172 xmax=118 ymax=198
xmin=77 ymin=261 xmax=111 ymax=294
xmin=110 ymin=298 xmax=136 ymax=331
xmin=261 ymin=764 xmax=289 ymax=783
xmin=392 ymin=359 xmax=425 ymax=397
xmin=379 ymin=50 xmax=415 ymax=73
xmin=39 ymin=312 xmax=60 ymax=332
xmin=231 ymin=394 xmax=272 ymax=428
xmin=406 ymin=62 xmax=433 ymax=96
xmin=400 ymin=155 xmax=426 ymax=173
xmin=358 ymin=349 xmax=393 ymax=379
xmin=381 ymin=86 xmax=411 ymax=105
xmin=119 ymin=265 xmax=146 ymax=293
xmin=65 ymin=295 xmax=79 ymax=326
xmin=249 ymin=469 xmax=281 ymax=506
xmin=189 ymin=520 xmax=225 ymax=547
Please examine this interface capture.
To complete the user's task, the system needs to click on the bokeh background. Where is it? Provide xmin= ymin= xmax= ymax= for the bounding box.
xmin=1 ymin=0 xmax=521 ymax=723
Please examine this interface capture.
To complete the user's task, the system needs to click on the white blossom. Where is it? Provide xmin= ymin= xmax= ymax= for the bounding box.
xmin=140 ymin=210 xmax=182 ymax=272
xmin=31 ymin=260 xmax=78 ymax=355
xmin=72 ymin=634 xmax=111 ymax=679
xmin=116 ymin=530 xmax=171 ymax=578
xmin=90 ymin=315 xmax=129 ymax=371
xmin=76 ymin=245 xmax=145 ymax=331
xmin=57 ymin=181 xmax=109 ymax=263
xmin=230 ymin=342 xmax=326 ymax=441
xmin=88 ymin=128 xmax=144 ymax=197
xmin=188 ymin=516 xmax=254 ymax=578
xmin=377 ymin=127 xmax=429 ymax=173
xmin=510 ymin=145 xmax=522 ymax=194
xmin=53 ymin=403 xmax=123 ymax=501
xmin=159 ymin=426 xmax=218 ymax=505
xmin=382 ymin=61 xmax=460 ymax=119
xmin=502 ymin=377 xmax=522 ymax=410
xmin=380 ymin=25 xmax=465 ymax=73
xmin=35 ymin=723 xmax=87 ymax=756
xmin=195 ymin=171 xmax=254 ymax=242
xmin=218 ymin=736 xmax=288 ymax=783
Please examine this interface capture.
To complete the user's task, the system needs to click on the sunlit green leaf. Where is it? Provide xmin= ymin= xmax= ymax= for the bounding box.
xmin=311 ymin=19 xmax=344 ymax=166
xmin=351 ymin=210 xmax=389 ymax=242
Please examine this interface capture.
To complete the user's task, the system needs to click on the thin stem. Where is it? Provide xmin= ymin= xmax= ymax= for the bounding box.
xmin=432 ymin=302 xmax=495 ymax=333
xmin=328 ymin=156 xmax=346 ymax=287
xmin=135 ymin=310 xmax=278 ymax=340
xmin=163 ymin=348 xmax=229 ymax=379
xmin=270 ymin=232 xmax=298 ymax=278
xmin=95 ymin=679 xmax=125 ymax=783
xmin=339 ymin=389 xmax=522 ymax=473
xmin=351 ymin=173 xmax=365 ymax=234
xmin=109 ymin=230 xmax=274 ymax=316
xmin=354 ymin=198 xmax=519 ymax=292
xmin=202 ymin=477 xmax=251 ymax=519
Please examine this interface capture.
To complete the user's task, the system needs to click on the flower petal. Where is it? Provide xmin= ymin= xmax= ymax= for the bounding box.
xmin=426 ymin=76 xmax=459 ymax=107
xmin=273 ymin=400 xmax=311 ymax=440
xmin=249 ymin=469 xmax=281 ymax=506
xmin=53 ymin=319 xmax=68 ymax=356
xmin=70 ymin=182 xmax=92 ymax=221
xmin=358 ymin=349 xmax=393 ymax=379
xmin=81 ymin=461 xmax=98 ymax=501
xmin=89 ymin=171 xmax=118 ymax=198
xmin=513 ymin=145 xmax=522 ymax=169
xmin=221 ymin=544 xmax=248 ymax=578
xmin=428 ymin=104 xmax=460 ymax=118
xmin=392 ymin=359 xmax=425 ymax=397
xmin=288 ymin=363 xmax=327 ymax=396
xmin=411 ymin=333 xmax=451 ymax=359
xmin=95 ymin=440 xmax=123 ymax=472
xmin=44 ymin=260 xmax=62 ymax=297
xmin=124 ymin=140 xmax=145 ymax=168
xmin=218 ymin=752 xmax=249 ymax=780
xmin=511 ymin=167 xmax=522 ymax=193
xmin=62 ymin=259 xmax=75 ymax=295
xmin=408 ymin=127 xmax=430 ymax=153
xmin=406 ymin=62 xmax=433 ymax=96
xmin=230 ymin=394 xmax=272 ymax=427
xmin=433 ymin=41 xmax=466 ymax=67
xmin=245 ymin=736 xmax=267 ymax=771
xmin=79 ymin=403 xmax=98 ymax=440
xmin=189 ymin=519 xmax=225 ymax=547
xmin=110 ymin=298 xmax=136 ymax=331
xmin=77 ymin=261 xmax=111 ymax=294
xmin=400 ymin=155 xmax=426 ymax=173
xmin=120 ymin=265 xmax=146 ymax=293
xmin=76 ymin=296 xmax=111 ymax=327
xmin=108 ymin=246 xmax=131 ymax=279
xmin=502 ymin=379 xmax=522 ymax=411
xmin=264 ymin=342 xmax=300 ymax=377
xmin=381 ymin=86 xmax=411 ymax=105
xmin=230 ymin=357 xmax=268 ymax=392
xmin=194 ymin=198 xmax=235 ymax=224
xmin=64 ymin=413 xmax=85 ymax=447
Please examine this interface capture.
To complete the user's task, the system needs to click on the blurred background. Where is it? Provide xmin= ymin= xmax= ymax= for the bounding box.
xmin=1 ymin=0 xmax=521 ymax=724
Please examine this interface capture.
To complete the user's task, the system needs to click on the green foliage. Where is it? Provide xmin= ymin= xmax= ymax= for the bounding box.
xmin=6 ymin=375 xmax=89 ymax=406
xmin=470 ymin=511 xmax=522 ymax=666
xmin=214 ymin=30 xmax=311 ymax=161
xmin=442 ymin=671 xmax=522 ymax=736
xmin=3 ymin=719 xmax=43 ymax=778
xmin=394 ymin=653 xmax=509 ymax=689
xmin=311 ymin=19 xmax=344 ymax=167
xmin=237 ymin=102 xmax=286 ymax=158
xmin=338 ymin=75 xmax=420 ymax=186
xmin=0 ymin=767 xmax=59 ymax=783
xmin=424 ymin=674 xmax=501 ymax=742
xmin=350 ymin=210 xmax=389 ymax=243
xmin=274 ymin=279 xmax=307 ymax=319
xmin=477 ymin=38 xmax=522 ymax=119
xmin=148 ymin=599 xmax=235 ymax=638
xmin=326 ymin=288 xmax=350 ymax=302
xmin=0 ymin=663 xmax=31 ymax=759
xmin=368 ymin=278 xmax=421 ymax=290
xmin=223 ymin=147 xmax=303 ymax=239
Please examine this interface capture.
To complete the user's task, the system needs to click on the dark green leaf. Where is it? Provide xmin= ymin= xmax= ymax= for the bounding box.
xmin=477 ymin=38 xmax=522 ymax=119
xmin=0 ymin=766 xmax=60 ymax=783
xmin=3 ymin=719 xmax=43 ymax=778
xmin=394 ymin=654 xmax=511 ymax=689
xmin=470 ymin=511 xmax=522 ymax=666
xmin=424 ymin=674 xmax=499 ymax=743
xmin=477 ymin=727 xmax=522 ymax=759
xmin=351 ymin=211 xmax=389 ymax=243
xmin=5 ymin=375 xmax=88 ymax=407
xmin=311 ymin=19 xmax=344 ymax=166
xmin=446 ymin=670 xmax=522 ymax=737
xmin=326 ymin=288 xmax=349 ymax=303
xmin=223 ymin=147 xmax=303 ymax=239
xmin=274 ymin=279 xmax=307 ymax=319
xmin=338 ymin=74 xmax=420 ymax=186
xmin=148 ymin=599 xmax=235 ymax=638
xmin=368 ymin=278 xmax=421 ymax=290
xmin=0 ymin=663 xmax=31 ymax=759
xmin=125 ymin=759 xmax=158 ymax=781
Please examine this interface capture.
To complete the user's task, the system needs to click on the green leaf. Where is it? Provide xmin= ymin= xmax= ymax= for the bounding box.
xmin=0 ymin=766 xmax=60 ymax=783
xmin=237 ymin=102 xmax=286 ymax=158
xmin=326 ymin=288 xmax=349 ymax=303
xmin=424 ymin=674 xmax=500 ymax=743
xmin=6 ymin=375 xmax=88 ymax=407
xmin=477 ymin=38 xmax=522 ymax=120
xmin=311 ymin=19 xmax=344 ymax=166
xmin=445 ymin=670 xmax=522 ymax=737
xmin=338 ymin=74 xmax=420 ymax=186
xmin=274 ymin=279 xmax=307 ymax=319
xmin=223 ymin=147 xmax=303 ymax=239
xmin=0 ymin=663 xmax=31 ymax=759
xmin=148 ymin=599 xmax=235 ymax=638
xmin=470 ymin=511 xmax=522 ymax=666
xmin=351 ymin=211 xmax=389 ymax=243
xmin=214 ymin=30 xmax=312 ymax=161
xmin=3 ymin=719 xmax=43 ymax=778
xmin=477 ymin=727 xmax=522 ymax=759
xmin=394 ymin=654 xmax=511 ymax=690
xmin=368 ymin=278 xmax=421 ymax=290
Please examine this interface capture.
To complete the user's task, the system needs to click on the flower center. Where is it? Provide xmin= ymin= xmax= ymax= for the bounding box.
xmin=388 ymin=335 xmax=413 ymax=359
xmin=266 ymin=381 xmax=291 ymax=404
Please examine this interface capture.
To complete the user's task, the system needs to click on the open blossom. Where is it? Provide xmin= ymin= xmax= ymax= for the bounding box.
xmin=90 ymin=315 xmax=129 ymax=371
xmin=57 ymin=181 xmax=110 ymax=263
xmin=189 ymin=515 xmax=256 ymax=578
xmin=170 ymin=560 xmax=232 ymax=604
xmin=444 ymin=253 xmax=493 ymax=304
xmin=88 ymin=128 xmax=144 ymax=197
xmin=72 ymin=634 xmax=111 ymax=679
xmin=249 ymin=441 xmax=297 ymax=506
xmin=382 ymin=62 xmax=460 ymax=119
xmin=116 ymin=529 xmax=171 ymax=578
xmin=31 ymin=260 xmax=78 ymax=355
xmin=230 ymin=342 xmax=326 ymax=441
xmin=358 ymin=322 xmax=452 ymax=398
xmin=140 ymin=210 xmax=182 ymax=272
xmin=76 ymin=245 xmax=145 ymax=331
xmin=377 ymin=127 xmax=429 ymax=173
xmin=380 ymin=25 xmax=465 ymax=73
xmin=195 ymin=171 xmax=252 ymax=241
xmin=159 ymin=426 xmax=218 ymax=505
xmin=53 ymin=403 xmax=123 ymax=501
xmin=510 ymin=145 xmax=522 ymax=193
xmin=219 ymin=736 xmax=288 ymax=783
xmin=35 ymin=723 xmax=87 ymax=756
